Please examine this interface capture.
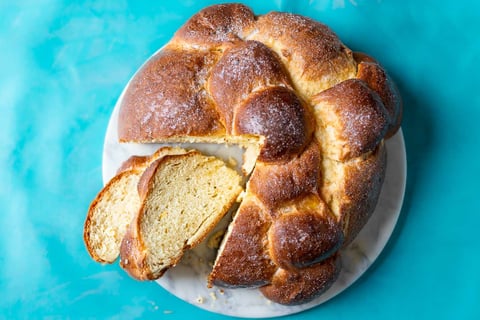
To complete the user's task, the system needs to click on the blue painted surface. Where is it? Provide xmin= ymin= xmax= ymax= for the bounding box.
xmin=1 ymin=0 xmax=479 ymax=319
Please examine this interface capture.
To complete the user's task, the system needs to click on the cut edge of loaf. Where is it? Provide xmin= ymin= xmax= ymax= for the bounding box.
xmin=124 ymin=134 xmax=264 ymax=176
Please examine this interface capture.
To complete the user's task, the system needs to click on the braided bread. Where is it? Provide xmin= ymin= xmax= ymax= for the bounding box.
xmin=117 ymin=4 xmax=402 ymax=305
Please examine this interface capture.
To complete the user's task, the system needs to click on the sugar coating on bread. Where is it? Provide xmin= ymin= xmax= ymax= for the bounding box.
xmin=249 ymin=11 xmax=358 ymax=99
xmin=119 ymin=151 xmax=243 ymax=280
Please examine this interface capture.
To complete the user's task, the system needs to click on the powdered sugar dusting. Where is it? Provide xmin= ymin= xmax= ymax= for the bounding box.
xmin=208 ymin=41 xmax=292 ymax=129
xmin=248 ymin=11 xmax=357 ymax=98
xmin=172 ymin=3 xmax=256 ymax=47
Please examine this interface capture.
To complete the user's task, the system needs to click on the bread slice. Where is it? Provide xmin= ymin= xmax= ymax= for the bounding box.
xmin=83 ymin=147 xmax=187 ymax=263
xmin=119 ymin=151 xmax=243 ymax=280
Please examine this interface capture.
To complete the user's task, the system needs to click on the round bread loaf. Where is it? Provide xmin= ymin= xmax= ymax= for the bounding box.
xmin=117 ymin=3 xmax=402 ymax=305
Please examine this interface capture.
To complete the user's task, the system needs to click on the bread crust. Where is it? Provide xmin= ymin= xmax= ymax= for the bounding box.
xmin=172 ymin=3 xmax=255 ymax=48
xmin=269 ymin=205 xmax=343 ymax=270
xmin=234 ymin=86 xmax=314 ymax=162
xmin=312 ymin=79 xmax=389 ymax=161
xmin=354 ymin=52 xmax=403 ymax=138
xmin=338 ymin=143 xmax=387 ymax=245
xmin=118 ymin=49 xmax=224 ymax=142
xmin=118 ymin=205 xmax=155 ymax=280
xmin=260 ymin=254 xmax=342 ymax=305
xmin=208 ymin=40 xmax=292 ymax=129
xmin=208 ymin=199 xmax=276 ymax=287
xmin=250 ymin=11 xmax=357 ymax=98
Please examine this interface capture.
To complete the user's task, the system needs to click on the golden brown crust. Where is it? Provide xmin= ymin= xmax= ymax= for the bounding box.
xmin=312 ymin=79 xmax=389 ymax=161
xmin=248 ymin=140 xmax=321 ymax=210
xmin=234 ymin=86 xmax=314 ymax=162
xmin=118 ymin=49 xmax=224 ymax=142
xmin=208 ymin=40 xmax=292 ymax=129
xmin=354 ymin=52 xmax=403 ymax=138
xmin=172 ymin=3 xmax=255 ymax=48
xmin=250 ymin=11 xmax=357 ymax=98
xmin=208 ymin=201 xmax=276 ymax=287
xmin=269 ymin=206 xmax=343 ymax=270
xmin=116 ymin=155 xmax=150 ymax=174
xmin=119 ymin=211 xmax=154 ymax=280
xmin=260 ymin=254 xmax=341 ymax=305
xmin=321 ymin=143 xmax=387 ymax=245
xmin=341 ymin=143 xmax=386 ymax=245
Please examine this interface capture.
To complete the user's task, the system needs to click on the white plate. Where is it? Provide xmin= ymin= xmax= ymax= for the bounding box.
xmin=102 ymin=49 xmax=407 ymax=318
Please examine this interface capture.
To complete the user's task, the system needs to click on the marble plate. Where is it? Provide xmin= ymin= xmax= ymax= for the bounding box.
xmin=102 ymin=52 xmax=407 ymax=318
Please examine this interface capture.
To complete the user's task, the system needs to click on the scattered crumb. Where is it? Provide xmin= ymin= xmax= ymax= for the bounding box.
xmin=196 ymin=296 xmax=205 ymax=304
xmin=228 ymin=156 xmax=238 ymax=167
xmin=236 ymin=190 xmax=246 ymax=202
xmin=209 ymin=292 xmax=217 ymax=301
xmin=218 ymin=289 xmax=225 ymax=295
xmin=207 ymin=230 xmax=225 ymax=249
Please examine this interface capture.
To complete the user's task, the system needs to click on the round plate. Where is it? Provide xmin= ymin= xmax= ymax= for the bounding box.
xmin=102 ymin=49 xmax=407 ymax=318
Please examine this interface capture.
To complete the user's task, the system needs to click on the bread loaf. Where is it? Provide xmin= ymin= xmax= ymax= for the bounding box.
xmin=115 ymin=4 xmax=402 ymax=305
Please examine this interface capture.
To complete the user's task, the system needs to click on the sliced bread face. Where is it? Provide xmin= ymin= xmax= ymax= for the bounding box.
xmin=84 ymin=169 xmax=144 ymax=263
xmin=119 ymin=151 xmax=243 ymax=280
xmin=83 ymin=147 xmax=187 ymax=263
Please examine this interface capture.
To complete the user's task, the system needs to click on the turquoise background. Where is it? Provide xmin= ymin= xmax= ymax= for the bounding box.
xmin=1 ymin=0 xmax=479 ymax=319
